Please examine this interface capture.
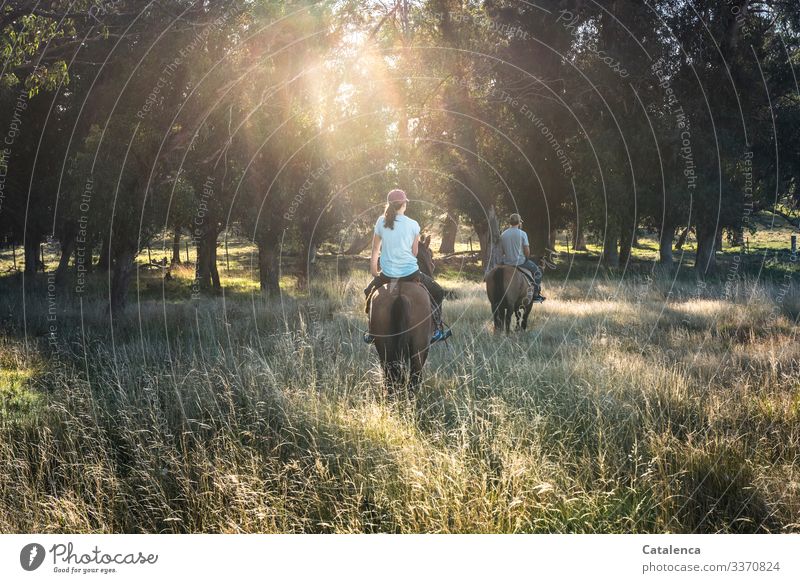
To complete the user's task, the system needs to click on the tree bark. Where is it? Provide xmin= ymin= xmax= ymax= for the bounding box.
xmin=258 ymin=241 xmax=280 ymax=295
xmin=572 ymin=220 xmax=587 ymax=251
xmin=55 ymin=236 xmax=75 ymax=285
xmin=675 ymin=227 xmax=690 ymax=250
xmin=195 ymin=227 xmax=221 ymax=293
xmin=481 ymin=205 xmax=503 ymax=275
xmin=659 ymin=223 xmax=674 ymax=266
xmin=526 ymin=213 xmax=550 ymax=260
xmin=24 ymin=235 xmax=42 ymax=276
xmin=210 ymin=234 xmax=221 ymax=290
xmin=343 ymin=228 xmax=372 ymax=255
xmin=601 ymin=231 xmax=619 ymax=267
xmin=695 ymin=224 xmax=718 ymax=276
xmin=97 ymin=238 xmax=111 ymax=272
xmin=439 ymin=212 xmax=458 ymax=254
xmin=109 ymin=247 xmax=136 ymax=315
xmin=171 ymin=228 xmax=182 ymax=264
xmin=296 ymin=241 xmax=317 ymax=291
xmin=619 ymin=226 xmax=632 ymax=266
xmin=730 ymin=224 xmax=744 ymax=247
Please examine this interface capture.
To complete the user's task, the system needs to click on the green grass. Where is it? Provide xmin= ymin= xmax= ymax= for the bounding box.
xmin=0 ymin=259 xmax=798 ymax=533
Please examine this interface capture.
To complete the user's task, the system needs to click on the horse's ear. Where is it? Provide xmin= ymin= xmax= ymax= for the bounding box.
xmin=423 ymin=234 xmax=431 ymax=247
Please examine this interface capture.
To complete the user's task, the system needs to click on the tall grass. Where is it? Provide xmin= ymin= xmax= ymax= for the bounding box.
xmin=0 ymin=270 xmax=798 ymax=533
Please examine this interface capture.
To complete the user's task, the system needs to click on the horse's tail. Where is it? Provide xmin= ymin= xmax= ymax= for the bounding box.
xmin=492 ymin=266 xmax=506 ymax=309
xmin=389 ymin=291 xmax=412 ymax=371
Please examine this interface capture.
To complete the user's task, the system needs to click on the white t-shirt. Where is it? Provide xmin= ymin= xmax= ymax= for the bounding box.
xmin=500 ymin=227 xmax=529 ymax=266
xmin=374 ymin=214 xmax=420 ymax=277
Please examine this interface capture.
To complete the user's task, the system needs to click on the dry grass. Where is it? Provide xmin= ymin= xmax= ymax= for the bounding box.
xmin=0 ymin=268 xmax=798 ymax=533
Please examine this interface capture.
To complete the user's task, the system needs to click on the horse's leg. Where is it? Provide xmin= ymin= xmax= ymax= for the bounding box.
xmin=514 ymin=307 xmax=522 ymax=330
xmin=409 ymin=349 xmax=427 ymax=393
xmin=491 ymin=302 xmax=502 ymax=333
xmin=503 ymin=306 xmax=512 ymax=334
xmin=521 ymin=302 xmax=533 ymax=331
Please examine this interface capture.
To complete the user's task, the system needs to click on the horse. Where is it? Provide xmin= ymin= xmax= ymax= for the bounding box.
xmin=417 ymin=234 xmax=434 ymax=276
xmin=486 ymin=265 xmax=534 ymax=333
xmin=368 ymin=234 xmax=436 ymax=392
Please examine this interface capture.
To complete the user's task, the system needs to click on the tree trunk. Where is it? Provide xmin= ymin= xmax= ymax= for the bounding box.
xmin=439 ymin=212 xmax=458 ymax=254
xmin=695 ymin=224 xmax=718 ymax=276
xmin=526 ymin=213 xmax=550 ymax=260
xmin=258 ymin=241 xmax=280 ymax=295
xmin=171 ymin=228 xmax=182 ymax=264
xmin=343 ymin=228 xmax=372 ymax=255
xmin=572 ymin=220 xmax=587 ymax=251
xmin=481 ymin=205 xmax=503 ymax=275
xmin=601 ymin=231 xmax=619 ymax=267
xmin=730 ymin=224 xmax=744 ymax=247
xmin=210 ymin=233 xmax=221 ymax=291
xmin=619 ymin=227 xmax=632 ymax=266
xmin=675 ymin=227 xmax=690 ymax=250
xmin=97 ymin=238 xmax=111 ymax=272
xmin=24 ymin=235 xmax=42 ymax=276
xmin=296 ymin=241 xmax=318 ymax=291
xmin=659 ymin=223 xmax=674 ymax=266
xmin=109 ymin=247 xmax=136 ymax=315
xmin=55 ymin=236 xmax=76 ymax=285
xmin=195 ymin=228 xmax=221 ymax=293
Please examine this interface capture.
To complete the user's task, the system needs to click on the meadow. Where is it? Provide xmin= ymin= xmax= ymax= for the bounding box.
xmin=0 ymin=233 xmax=798 ymax=533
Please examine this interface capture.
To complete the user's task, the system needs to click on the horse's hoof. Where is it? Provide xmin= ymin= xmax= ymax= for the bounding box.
xmin=363 ymin=333 xmax=375 ymax=344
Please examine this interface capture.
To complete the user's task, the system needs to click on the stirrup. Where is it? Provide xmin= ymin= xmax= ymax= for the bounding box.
xmin=430 ymin=328 xmax=452 ymax=344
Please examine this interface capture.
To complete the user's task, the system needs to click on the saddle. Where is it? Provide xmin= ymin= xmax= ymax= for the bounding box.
xmin=484 ymin=264 xmax=536 ymax=286
xmin=515 ymin=266 xmax=537 ymax=286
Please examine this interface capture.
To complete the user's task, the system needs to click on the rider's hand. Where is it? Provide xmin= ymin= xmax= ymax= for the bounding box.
xmin=371 ymin=268 xmax=380 ymax=277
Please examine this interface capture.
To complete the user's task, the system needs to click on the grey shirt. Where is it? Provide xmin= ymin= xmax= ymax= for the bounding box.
xmin=499 ymin=227 xmax=529 ymax=266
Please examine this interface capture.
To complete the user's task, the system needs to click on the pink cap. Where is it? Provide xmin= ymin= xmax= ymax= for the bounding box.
xmin=386 ymin=189 xmax=408 ymax=203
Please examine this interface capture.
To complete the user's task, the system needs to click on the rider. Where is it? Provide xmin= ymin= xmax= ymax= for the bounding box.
xmin=499 ymin=213 xmax=545 ymax=302
xmin=363 ymin=189 xmax=451 ymax=344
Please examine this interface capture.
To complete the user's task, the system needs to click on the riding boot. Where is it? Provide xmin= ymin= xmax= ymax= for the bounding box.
xmin=431 ymin=303 xmax=442 ymax=332
xmin=429 ymin=302 xmax=451 ymax=343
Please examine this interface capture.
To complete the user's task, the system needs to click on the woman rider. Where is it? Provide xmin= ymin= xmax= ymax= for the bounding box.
xmin=363 ymin=189 xmax=451 ymax=344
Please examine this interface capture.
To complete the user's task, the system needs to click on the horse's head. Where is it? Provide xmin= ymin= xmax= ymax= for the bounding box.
xmin=417 ymin=234 xmax=435 ymax=277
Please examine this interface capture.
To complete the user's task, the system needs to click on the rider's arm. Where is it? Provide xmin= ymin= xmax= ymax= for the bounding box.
xmin=370 ymin=234 xmax=381 ymax=277
xmin=412 ymin=234 xmax=420 ymax=257
xmin=524 ymin=244 xmax=531 ymax=258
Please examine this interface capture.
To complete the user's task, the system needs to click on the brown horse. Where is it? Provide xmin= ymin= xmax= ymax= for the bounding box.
xmin=486 ymin=265 xmax=533 ymax=333
xmin=368 ymin=234 xmax=436 ymax=391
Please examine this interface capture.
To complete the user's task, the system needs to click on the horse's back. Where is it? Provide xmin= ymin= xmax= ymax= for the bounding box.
xmin=486 ymin=265 xmax=516 ymax=303
xmin=369 ymin=281 xmax=433 ymax=341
